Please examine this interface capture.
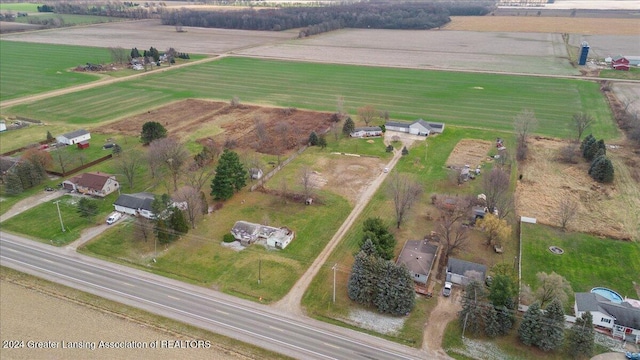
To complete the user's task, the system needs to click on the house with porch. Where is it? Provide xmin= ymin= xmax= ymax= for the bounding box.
xmin=350 ymin=126 xmax=383 ymax=138
xmin=396 ymin=240 xmax=438 ymax=289
xmin=62 ymin=172 xmax=119 ymax=197
xmin=446 ymin=258 xmax=487 ymax=286
xmin=575 ymin=292 xmax=640 ymax=344
xmin=385 ymin=119 xmax=445 ymax=136
xmin=230 ymin=221 xmax=295 ymax=249
xmin=113 ymin=192 xmax=156 ymax=219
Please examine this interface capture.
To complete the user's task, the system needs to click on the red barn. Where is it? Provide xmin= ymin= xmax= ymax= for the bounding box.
xmin=77 ymin=141 xmax=90 ymax=149
xmin=611 ymin=55 xmax=630 ymax=71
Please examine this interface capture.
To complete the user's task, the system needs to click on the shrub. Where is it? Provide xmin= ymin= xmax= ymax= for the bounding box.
xmin=223 ymin=233 xmax=236 ymax=243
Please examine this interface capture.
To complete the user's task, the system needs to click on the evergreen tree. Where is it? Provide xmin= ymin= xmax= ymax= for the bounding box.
xmin=5 ymin=173 xmax=24 ymax=195
xmin=169 ymin=209 xmax=189 ymax=236
xmin=359 ymin=238 xmax=377 ymax=256
xmin=580 ymin=134 xmax=594 ymax=152
xmin=112 ymin=144 xmax=122 ymax=156
xmin=347 ymin=250 xmax=379 ymax=306
xmin=77 ymin=198 xmax=99 ymax=221
xmin=210 ymin=149 xmax=247 ymax=200
xmin=538 ymin=299 xmax=565 ymax=351
xmin=374 ymin=261 xmax=415 ymax=315
xmin=567 ymin=311 xmax=594 ymax=359
xmin=519 ymin=302 xmax=543 ymax=347
xmin=360 ymin=217 xmax=396 ymax=260
xmin=342 ymin=117 xmax=355 ymax=136
xmin=140 ymin=121 xmax=167 ymax=145
xmin=386 ymin=144 xmax=393 ymax=153
xmin=483 ymin=306 xmax=501 ymax=338
xmin=318 ymin=135 xmax=327 ymax=149
xmin=588 ymin=155 xmax=614 ymax=183
xmin=583 ymin=138 xmax=605 ymax=161
xmin=459 ymin=281 xmax=486 ymax=335
xmin=581 ymin=136 xmax=596 ymax=160
xmin=308 ymin=131 xmax=319 ymax=146
xmin=495 ymin=305 xmax=515 ymax=335
xmin=402 ymin=146 xmax=409 ymax=155
xmin=488 ymin=274 xmax=517 ymax=308
xmin=46 ymin=130 xmax=54 ymax=143
xmin=131 ymin=47 xmax=140 ymax=58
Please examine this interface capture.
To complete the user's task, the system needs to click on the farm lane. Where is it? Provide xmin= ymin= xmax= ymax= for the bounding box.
xmin=272 ymin=139 xmax=407 ymax=316
xmin=0 ymin=188 xmax=65 ymax=222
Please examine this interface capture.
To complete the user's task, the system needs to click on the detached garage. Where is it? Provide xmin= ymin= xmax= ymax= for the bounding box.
xmin=57 ymin=129 xmax=91 ymax=145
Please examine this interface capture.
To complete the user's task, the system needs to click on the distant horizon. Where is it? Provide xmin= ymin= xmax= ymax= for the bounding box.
xmin=499 ymin=0 xmax=640 ymax=10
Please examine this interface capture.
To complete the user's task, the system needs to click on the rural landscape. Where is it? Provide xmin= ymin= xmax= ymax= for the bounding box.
xmin=1 ymin=0 xmax=639 ymax=359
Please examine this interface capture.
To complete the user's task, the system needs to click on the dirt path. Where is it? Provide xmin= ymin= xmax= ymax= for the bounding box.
xmin=422 ymin=288 xmax=462 ymax=355
xmin=271 ymin=141 xmax=408 ymax=315
xmin=0 ymin=189 xmax=65 ymax=222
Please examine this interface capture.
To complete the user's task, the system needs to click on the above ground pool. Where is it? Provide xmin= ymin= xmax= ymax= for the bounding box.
xmin=591 ymin=287 xmax=623 ymax=303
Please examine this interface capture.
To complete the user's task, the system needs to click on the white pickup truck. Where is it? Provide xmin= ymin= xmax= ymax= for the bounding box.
xmin=106 ymin=212 xmax=122 ymax=225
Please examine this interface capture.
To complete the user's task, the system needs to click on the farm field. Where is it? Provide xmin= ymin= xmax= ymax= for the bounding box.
xmin=0 ymin=41 xmax=110 ymax=101
xmin=521 ymin=223 xmax=640 ymax=300
xmin=516 ymin=137 xmax=640 ymax=240
xmin=14 ymin=14 xmax=125 ymax=26
xmin=0 ymin=19 xmax=297 ymax=55
xmin=4 ymin=57 xmax=619 ymax=140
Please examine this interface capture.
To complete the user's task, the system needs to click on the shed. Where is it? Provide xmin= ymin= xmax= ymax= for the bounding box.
xmin=77 ymin=141 xmax=90 ymax=149
xmin=57 ymin=129 xmax=90 ymax=145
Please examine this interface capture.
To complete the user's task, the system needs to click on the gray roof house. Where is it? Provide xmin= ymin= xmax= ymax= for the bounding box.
xmin=385 ymin=119 xmax=445 ymax=136
xmin=446 ymin=258 xmax=487 ymax=286
xmin=230 ymin=220 xmax=295 ymax=249
xmin=575 ymin=292 xmax=640 ymax=343
xmin=350 ymin=126 xmax=383 ymax=138
xmin=113 ymin=192 xmax=155 ymax=219
xmin=56 ymin=129 xmax=91 ymax=145
xmin=396 ymin=240 xmax=438 ymax=286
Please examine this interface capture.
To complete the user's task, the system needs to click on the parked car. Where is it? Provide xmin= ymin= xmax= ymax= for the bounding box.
xmin=44 ymin=187 xmax=55 ymax=192
xmin=106 ymin=212 xmax=122 ymax=225
xmin=442 ymin=282 xmax=453 ymax=297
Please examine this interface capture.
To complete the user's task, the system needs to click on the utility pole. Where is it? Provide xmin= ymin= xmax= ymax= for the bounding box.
xmin=332 ymin=263 xmax=337 ymax=304
xmin=54 ymin=200 xmax=65 ymax=232
xmin=258 ymin=258 xmax=261 ymax=285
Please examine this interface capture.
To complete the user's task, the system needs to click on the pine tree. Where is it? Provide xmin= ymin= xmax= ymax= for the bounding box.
xmin=318 ymin=135 xmax=327 ymax=149
xmin=386 ymin=144 xmax=393 ymax=153
xmin=210 ymin=149 xmax=246 ymax=200
xmin=580 ymin=134 xmax=594 ymax=152
xmin=567 ymin=311 xmax=594 ymax=359
xmin=46 ymin=130 xmax=54 ymax=143
xmin=401 ymin=146 xmax=409 ymax=155
xmin=131 ymin=47 xmax=140 ymax=59
xmin=459 ymin=281 xmax=486 ymax=335
xmin=519 ymin=302 xmax=542 ymax=346
xmin=488 ymin=274 xmax=517 ymax=308
xmin=342 ymin=117 xmax=355 ymax=136
xmin=5 ymin=173 xmax=24 ymax=195
xmin=77 ymin=198 xmax=99 ymax=221
xmin=347 ymin=250 xmax=378 ymax=305
xmin=360 ymin=217 xmax=396 ymax=260
xmin=495 ymin=305 xmax=515 ymax=335
xmin=538 ymin=299 xmax=565 ymax=351
xmin=588 ymin=155 xmax=614 ymax=183
xmin=308 ymin=131 xmax=319 ymax=146
xmin=484 ymin=306 xmax=501 ymax=338
xmin=374 ymin=262 xmax=415 ymax=315
xmin=140 ymin=121 xmax=167 ymax=145
xmin=112 ymin=144 xmax=122 ymax=156
xmin=169 ymin=209 xmax=189 ymax=236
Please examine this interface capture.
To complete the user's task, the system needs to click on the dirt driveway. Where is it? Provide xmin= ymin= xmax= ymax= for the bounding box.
xmin=423 ymin=287 xmax=462 ymax=355
xmin=0 ymin=189 xmax=65 ymax=222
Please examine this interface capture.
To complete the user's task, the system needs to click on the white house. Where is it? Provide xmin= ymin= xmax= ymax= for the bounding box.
xmin=350 ymin=126 xmax=383 ymax=138
xmin=0 ymin=121 xmax=6 ymax=132
xmin=56 ymin=129 xmax=91 ymax=145
xmin=113 ymin=192 xmax=156 ymax=219
xmin=575 ymin=292 xmax=640 ymax=343
xmin=385 ymin=119 xmax=445 ymax=136
xmin=62 ymin=172 xmax=119 ymax=197
xmin=230 ymin=221 xmax=295 ymax=249
xmin=446 ymin=258 xmax=487 ymax=286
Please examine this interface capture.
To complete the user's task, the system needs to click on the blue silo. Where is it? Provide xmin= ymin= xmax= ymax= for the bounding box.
xmin=579 ymin=41 xmax=590 ymax=66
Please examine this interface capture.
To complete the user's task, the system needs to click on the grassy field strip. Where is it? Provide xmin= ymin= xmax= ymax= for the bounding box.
xmin=5 ymin=56 xmax=617 ymax=139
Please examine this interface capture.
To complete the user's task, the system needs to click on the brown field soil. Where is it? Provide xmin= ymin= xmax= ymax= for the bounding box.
xmin=0 ymin=21 xmax=43 ymax=33
xmin=95 ymin=99 xmax=334 ymax=155
xmin=444 ymin=16 xmax=640 ymax=35
xmin=515 ymin=137 xmax=640 ymax=240
xmin=0 ymin=280 xmax=244 ymax=360
xmin=445 ymin=139 xmax=493 ymax=168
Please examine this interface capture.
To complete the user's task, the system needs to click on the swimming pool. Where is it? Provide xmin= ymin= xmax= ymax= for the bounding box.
xmin=591 ymin=287 xmax=623 ymax=303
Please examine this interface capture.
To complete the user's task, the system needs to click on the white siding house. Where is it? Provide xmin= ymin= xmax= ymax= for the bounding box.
xmin=57 ymin=129 xmax=91 ymax=145
xmin=386 ymin=119 xmax=445 ymax=136
xmin=350 ymin=126 xmax=383 ymax=138
xmin=113 ymin=193 xmax=155 ymax=219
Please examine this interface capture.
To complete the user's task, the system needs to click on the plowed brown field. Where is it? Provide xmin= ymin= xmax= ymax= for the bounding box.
xmin=444 ymin=16 xmax=640 ymax=35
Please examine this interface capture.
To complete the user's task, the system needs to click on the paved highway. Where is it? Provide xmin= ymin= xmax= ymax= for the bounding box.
xmin=0 ymin=232 xmax=434 ymax=360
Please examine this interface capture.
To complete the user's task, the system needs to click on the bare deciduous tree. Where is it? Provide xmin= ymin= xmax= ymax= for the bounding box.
xmin=514 ymin=109 xmax=538 ymax=161
xmin=174 ymin=186 xmax=203 ymax=229
xmin=108 ymin=46 xmax=128 ymax=64
xmin=186 ymin=161 xmax=215 ymax=193
xmin=53 ymin=149 xmax=72 ymax=175
xmin=336 ymin=95 xmax=345 ymax=119
xmin=358 ymin=105 xmax=377 ymax=126
xmin=148 ymin=138 xmax=189 ymax=191
xmin=534 ymin=272 xmax=573 ymax=307
xmin=558 ymin=144 xmax=579 ymax=164
xmin=436 ymin=197 xmax=472 ymax=258
xmin=573 ymin=113 xmax=594 ymax=142
xmin=275 ymin=122 xmax=291 ymax=164
xmin=133 ymin=216 xmax=152 ymax=242
xmin=300 ymin=166 xmax=315 ymax=199
xmin=558 ymin=197 xmax=579 ymax=231
xmin=116 ymin=151 xmax=143 ymax=189
xmin=482 ymin=167 xmax=512 ymax=218
xmin=389 ymin=171 xmax=423 ymax=228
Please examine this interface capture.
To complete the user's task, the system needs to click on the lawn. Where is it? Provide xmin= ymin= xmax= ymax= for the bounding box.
xmin=301 ymin=126 xmax=518 ymax=347
xmin=600 ymin=67 xmax=640 ymax=81
xmin=521 ymin=223 xmax=640 ymax=300
xmin=5 ymin=56 xmax=618 ymax=140
xmin=0 ymin=41 xmax=112 ymax=101
xmin=0 ymin=3 xmax=39 ymax=12
xmin=1 ymin=193 xmax=118 ymax=245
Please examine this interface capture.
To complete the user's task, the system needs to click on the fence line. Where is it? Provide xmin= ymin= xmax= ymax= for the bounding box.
xmin=250 ymin=145 xmax=308 ymax=192
xmin=46 ymin=154 xmax=113 ymax=177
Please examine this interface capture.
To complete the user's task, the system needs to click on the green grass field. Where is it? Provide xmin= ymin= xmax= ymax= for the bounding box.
xmin=0 ymin=3 xmax=39 ymax=12
xmin=521 ymin=223 xmax=640 ymax=299
xmin=5 ymin=56 xmax=618 ymax=139
xmin=0 ymin=41 xmax=109 ymax=100
xmin=1 ymin=194 xmax=118 ymax=245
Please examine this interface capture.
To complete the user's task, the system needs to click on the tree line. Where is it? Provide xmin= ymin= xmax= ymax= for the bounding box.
xmin=43 ymin=1 xmax=159 ymax=19
xmin=160 ymin=2 xmax=493 ymax=32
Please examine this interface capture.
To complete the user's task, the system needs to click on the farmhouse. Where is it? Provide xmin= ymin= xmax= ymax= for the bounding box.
xmin=350 ymin=126 xmax=383 ymax=138
xmin=113 ymin=192 xmax=155 ymax=219
xmin=446 ymin=258 xmax=487 ymax=286
xmin=385 ymin=119 xmax=445 ymax=136
xmin=230 ymin=221 xmax=295 ymax=249
xmin=396 ymin=240 xmax=438 ymax=287
xmin=62 ymin=172 xmax=119 ymax=197
xmin=56 ymin=129 xmax=91 ymax=145
xmin=575 ymin=293 xmax=640 ymax=344
xmin=611 ymin=55 xmax=630 ymax=71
